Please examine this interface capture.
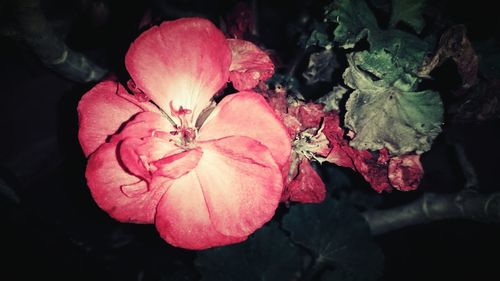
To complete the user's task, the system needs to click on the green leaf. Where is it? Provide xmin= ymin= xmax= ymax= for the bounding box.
xmin=304 ymin=21 xmax=331 ymax=48
xmin=375 ymin=29 xmax=433 ymax=75
xmin=326 ymin=0 xmax=432 ymax=72
xmin=352 ymin=50 xmax=419 ymax=90
xmin=283 ymin=198 xmax=384 ymax=281
xmin=303 ymin=47 xmax=338 ymax=84
xmin=389 ymin=0 xmax=427 ymax=33
xmin=322 ymin=0 xmax=441 ymax=155
xmin=195 ymin=223 xmax=301 ymax=281
xmin=306 ymin=30 xmax=330 ymax=48
xmin=343 ymin=55 xmax=443 ymax=155
xmin=326 ymin=0 xmax=380 ymax=48
xmin=317 ymin=85 xmax=348 ymax=112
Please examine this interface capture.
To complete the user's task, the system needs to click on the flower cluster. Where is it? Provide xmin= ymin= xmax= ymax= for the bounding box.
xmin=78 ymin=17 xmax=425 ymax=250
xmin=78 ymin=18 xmax=289 ymax=250
xmin=259 ymin=83 xmax=424 ymax=198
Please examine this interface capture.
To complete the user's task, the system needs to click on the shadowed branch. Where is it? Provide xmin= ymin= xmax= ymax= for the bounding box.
xmin=363 ymin=191 xmax=500 ymax=235
xmin=9 ymin=0 xmax=107 ymax=83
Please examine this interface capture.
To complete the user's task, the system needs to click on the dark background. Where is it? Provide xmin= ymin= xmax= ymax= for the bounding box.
xmin=1 ymin=0 xmax=500 ymax=280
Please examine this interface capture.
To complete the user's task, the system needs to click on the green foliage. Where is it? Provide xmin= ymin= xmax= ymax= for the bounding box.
xmin=352 ymin=50 xmax=418 ymax=90
xmin=196 ymin=197 xmax=384 ymax=281
xmin=325 ymin=0 xmax=379 ymax=49
xmin=306 ymin=30 xmax=330 ymax=48
xmin=317 ymin=85 xmax=348 ymax=111
xmin=374 ymin=29 xmax=433 ymax=77
xmin=304 ymin=21 xmax=330 ymax=48
xmin=326 ymin=0 xmax=432 ymax=74
xmin=197 ymin=1 xmax=445 ymax=277
xmin=389 ymin=0 xmax=427 ymax=33
xmin=321 ymin=0 xmax=442 ymax=155
xmin=343 ymin=55 xmax=443 ymax=155
xmin=195 ymin=223 xmax=301 ymax=281
xmin=283 ymin=198 xmax=384 ymax=281
xmin=303 ymin=47 xmax=338 ymax=84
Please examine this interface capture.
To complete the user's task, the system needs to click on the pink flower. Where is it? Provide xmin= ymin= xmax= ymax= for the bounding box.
xmin=260 ymin=87 xmax=327 ymax=203
xmin=77 ymin=18 xmax=290 ymax=250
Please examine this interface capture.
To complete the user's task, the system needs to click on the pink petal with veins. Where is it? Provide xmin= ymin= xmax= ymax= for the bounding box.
xmin=155 ymin=136 xmax=283 ymax=249
xmin=77 ymin=80 xmax=143 ymax=157
xmin=155 ymin=171 xmax=247 ymax=250
xmin=109 ymin=111 xmax=175 ymax=142
xmin=119 ymin=136 xmax=181 ymax=181
xmin=85 ymin=141 xmax=169 ymax=224
xmin=283 ymin=157 xmax=326 ymax=203
xmin=196 ymin=136 xmax=283 ymax=237
xmin=152 ymin=147 xmax=203 ymax=179
xmin=126 ymin=18 xmax=231 ymax=120
xmin=288 ymin=102 xmax=325 ymax=130
xmin=199 ymin=92 xmax=290 ymax=167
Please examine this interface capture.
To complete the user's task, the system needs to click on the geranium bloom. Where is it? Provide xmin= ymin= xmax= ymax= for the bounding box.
xmin=78 ymin=18 xmax=290 ymax=250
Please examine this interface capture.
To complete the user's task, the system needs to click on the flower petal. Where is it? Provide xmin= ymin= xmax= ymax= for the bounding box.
xmin=199 ymin=92 xmax=290 ymax=167
xmin=197 ymin=136 xmax=283 ymax=237
xmin=155 ymin=171 xmax=247 ymax=250
xmin=388 ymin=155 xmax=423 ymax=191
xmin=125 ymin=18 xmax=231 ymax=121
xmin=227 ymin=39 xmax=274 ymax=91
xmin=77 ymin=81 xmax=143 ymax=157
xmin=323 ymin=113 xmax=392 ymax=192
xmin=152 ymin=147 xmax=203 ymax=179
xmin=109 ymin=111 xmax=175 ymax=142
xmin=85 ymin=141 xmax=169 ymax=223
xmin=282 ymin=157 xmax=326 ymax=203
xmin=352 ymin=150 xmax=392 ymax=193
xmin=288 ymin=102 xmax=326 ymax=130
xmin=323 ymin=114 xmax=356 ymax=169
xmin=119 ymin=136 xmax=181 ymax=181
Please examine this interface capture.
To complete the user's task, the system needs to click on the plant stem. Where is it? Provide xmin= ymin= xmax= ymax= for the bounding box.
xmin=452 ymin=142 xmax=479 ymax=189
xmin=10 ymin=0 xmax=107 ymax=83
xmin=362 ymin=191 xmax=500 ymax=235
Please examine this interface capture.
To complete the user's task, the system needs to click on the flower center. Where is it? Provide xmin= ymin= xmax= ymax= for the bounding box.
xmin=292 ymin=126 xmax=330 ymax=163
xmin=169 ymin=102 xmax=198 ymax=150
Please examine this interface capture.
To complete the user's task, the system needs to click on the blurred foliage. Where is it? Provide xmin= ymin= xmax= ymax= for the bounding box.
xmin=302 ymin=21 xmax=330 ymax=49
xmin=283 ymin=198 xmax=384 ymax=281
xmin=196 ymin=223 xmax=301 ymax=281
xmin=196 ymin=197 xmax=381 ymax=281
xmin=389 ymin=0 xmax=427 ymax=33
xmin=305 ymin=0 xmax=444 ymax=155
